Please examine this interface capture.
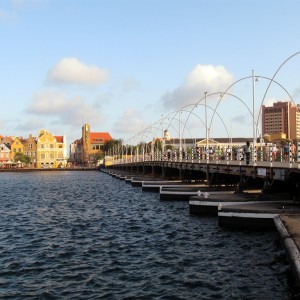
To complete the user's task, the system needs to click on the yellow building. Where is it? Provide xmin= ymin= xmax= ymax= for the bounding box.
xmin=36 ymin=129 xmax=67 ymax=168
xmin=10 ymin=137 xmax=25 ymax=161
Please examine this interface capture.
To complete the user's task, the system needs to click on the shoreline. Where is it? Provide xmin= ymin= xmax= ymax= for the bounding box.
xmin=0 ymin=167 xmax=99 ymax=172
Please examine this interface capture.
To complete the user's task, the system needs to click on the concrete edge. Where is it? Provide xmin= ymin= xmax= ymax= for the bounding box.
xmin=274 ymin=215 xmax=300 ymax=286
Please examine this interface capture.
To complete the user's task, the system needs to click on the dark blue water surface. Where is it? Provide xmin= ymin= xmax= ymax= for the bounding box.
xmin=0 ymin=171 xmax=299 ymax=299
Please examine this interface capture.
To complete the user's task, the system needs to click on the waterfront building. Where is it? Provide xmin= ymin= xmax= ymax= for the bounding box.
xmin=23 ymin=134 xmax=37 ymax=167
xmin=262 ymin=101 xmax=300 ymax=140
xmin=69 ymin=139 xmax=82 ymax=164
xmin=10 ymin=137 xmax=26 ymax=161
xmin=36 ymin=129 xmax=67 ymax=168
xmin=70 ymin=123 xmax=112 ymax=165
xmin=1 ymin=136 xmax=14 ymax=147
xmin=0 ymin=143 xmax=11 ymax=163
xmin=164 ymin=137 xmax=251 ymax=150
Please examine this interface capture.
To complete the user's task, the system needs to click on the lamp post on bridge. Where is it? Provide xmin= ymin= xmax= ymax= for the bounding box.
xmin=179 ymin=110 xmax=182 ymax=162
xmin=161 ymin=114 xmax=164 ymax=161
xmin=205 ymin=92 xmax=209 ymax=163
xmin=252 ymin=70 xmax=257 ymax=166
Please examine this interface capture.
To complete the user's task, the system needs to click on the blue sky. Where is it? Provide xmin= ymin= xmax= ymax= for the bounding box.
xmin=1 ymin=0 xmax=300 ymax=145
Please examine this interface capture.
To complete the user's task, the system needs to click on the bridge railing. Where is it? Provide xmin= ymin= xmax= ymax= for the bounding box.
xmin=111 ymin=142 xmax=300 ymax=168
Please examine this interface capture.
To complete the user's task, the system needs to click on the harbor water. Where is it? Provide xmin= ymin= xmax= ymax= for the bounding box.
xmin=0 ymin=171 xmax=299 ymax=299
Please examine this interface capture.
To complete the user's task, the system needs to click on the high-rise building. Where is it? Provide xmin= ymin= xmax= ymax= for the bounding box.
xmin=262 ymin=101 xmax=300 ymax=140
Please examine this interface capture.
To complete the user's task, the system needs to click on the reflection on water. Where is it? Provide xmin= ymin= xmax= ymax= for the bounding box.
xmin=0 ymin=171 xmax=298 ymax=299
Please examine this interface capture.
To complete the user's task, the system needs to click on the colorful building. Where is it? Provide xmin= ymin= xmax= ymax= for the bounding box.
xmin=70 ymin=124 xmax=112 ymax=165
xmin=10 ymin=137 xmax=26 ymax=161
xmin=36 ymin=129 xmax=67 ymax=168
xmin=23 ymin=134 xmax=37 ymax=166
xmin=0 ymin=143 xmax=11 ymax=163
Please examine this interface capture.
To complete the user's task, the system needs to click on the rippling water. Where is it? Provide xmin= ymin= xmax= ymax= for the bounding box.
xmin=0 ymin=171 xmax=299 ymax=299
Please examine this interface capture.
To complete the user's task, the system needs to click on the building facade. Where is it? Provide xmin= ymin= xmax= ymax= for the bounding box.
xmin=262 ymin=101 xmax=300 ymax=140
xmin=70 ymin=124 xmax=112 ymax=165
xmin=23 ymin=134 xmax=37 ymax=166
xmin=0 ymin=143 xmax=11 ymax=163
xmin=36 ymin=129 xmax=67 ymax=168
xmin=10 ymin=137 xmax=25 ymax=160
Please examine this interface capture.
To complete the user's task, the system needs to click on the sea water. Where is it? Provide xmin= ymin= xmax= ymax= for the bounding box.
xmin=0 ymin=171 xmax=298 ymax=299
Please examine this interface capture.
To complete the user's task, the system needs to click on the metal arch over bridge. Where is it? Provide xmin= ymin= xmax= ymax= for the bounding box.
xmin=106 ymin=52 xmax=300 ymax=199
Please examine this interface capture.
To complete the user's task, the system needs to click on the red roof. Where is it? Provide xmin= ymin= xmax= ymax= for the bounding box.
xmin=55 ymin=136 xmax=64 ymax=143
xmin=90 ymin=132 xmax=112 ymax=144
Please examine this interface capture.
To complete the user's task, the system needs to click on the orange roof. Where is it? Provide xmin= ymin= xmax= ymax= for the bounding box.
xmin=2 ymin=136 xmax=14 ymax=142
xmin=90 ymin=132 xmax=112 ymax=143
xmin=54 ymin=136 xmax=64 ymax=143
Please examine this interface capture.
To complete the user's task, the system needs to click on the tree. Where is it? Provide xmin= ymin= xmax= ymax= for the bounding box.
xmin=14 ymin=152 xmax=31 ymax=164
xmin=103 ymin=139 xmax=123 ymax=156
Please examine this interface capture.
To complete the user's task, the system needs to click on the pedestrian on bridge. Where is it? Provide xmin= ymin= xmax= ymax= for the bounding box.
xmin=245 ymin=141 xmax=251 ymax=165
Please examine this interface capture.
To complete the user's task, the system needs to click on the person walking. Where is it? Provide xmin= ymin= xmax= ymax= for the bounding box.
xmin=283 ymin=142 xmax=289 ymax=161
xmin=245 ymin=141 xmax=251 ymax=165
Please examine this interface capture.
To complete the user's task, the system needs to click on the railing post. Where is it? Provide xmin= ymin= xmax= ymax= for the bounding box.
xmin=297 ymin=141 xmax=300 ymax=162
xmin=226 ymin=146 xmax=229 ymax=165
xmin=191 ymin=148 xmax=194 ymax=163
xmin=289 ymin=142 xmax=292 ymax=168
xmin=269 ymin=146 xmax=273 ymax=167
xmin=206 ymin=147 xmax=209 ymax=164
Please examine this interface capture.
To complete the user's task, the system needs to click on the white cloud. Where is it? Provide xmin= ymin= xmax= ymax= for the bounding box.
xmin=26 ymin=90 xmax=105 ymax=126
xmin=263 ymin=97 xmax=277 ymax=107
xmin=161 ymin=64 xmax=234 ymax=110
xmin=15 ymin=118 xmax=44 ymax=132
xmin=48 ymin=57 xmax=109 ymax=86
xmin=27 ymin=91 xmax=68 ymax=114
xmin=113 ymin=109 xmax=144 ymax=135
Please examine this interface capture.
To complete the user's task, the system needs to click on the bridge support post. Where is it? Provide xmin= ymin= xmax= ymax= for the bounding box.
xmin=206 ymin=164 xmax=210 ymax=184
xmin=179 ymin=165 xmax=182 ymax=180
xmin=295 ymin=184 xmax=300 ymax=202
xmin=161 ymin=163 xmax=165 ymax=178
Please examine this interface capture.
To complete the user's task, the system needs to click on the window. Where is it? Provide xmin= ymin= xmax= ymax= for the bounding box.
xmin=50 ymin=144 xmax=54 ymax=149
xmin=41 ymin=154 xmax=45 ymax=159
xmin=41 ymin=144 xmax=45 ymax=149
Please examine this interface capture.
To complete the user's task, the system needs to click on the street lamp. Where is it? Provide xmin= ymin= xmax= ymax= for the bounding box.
xmin=252 ymin=70 xmax=257 ymax=166
xmin=205 ymin=92 xmax=209 ymax=163
xmin=179 ymin=110 xmax=182 ymax=162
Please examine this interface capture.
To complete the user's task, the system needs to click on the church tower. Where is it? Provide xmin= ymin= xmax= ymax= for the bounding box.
xmin=82 ymin=123 xmax=91 ymax=163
